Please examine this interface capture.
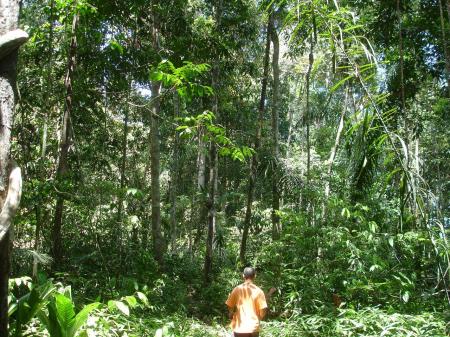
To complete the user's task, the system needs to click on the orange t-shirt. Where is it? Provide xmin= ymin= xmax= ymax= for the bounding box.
xmin=225 ymin=281 xmax=268 ymax=333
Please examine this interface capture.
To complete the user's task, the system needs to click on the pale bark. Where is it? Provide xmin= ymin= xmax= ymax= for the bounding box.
xmin=197 ymin=126 xmax=206 ymax=190
xmin=116 ymin=96 xmax=129 ymax=262
xmin=0 ymin=1 xmax=26 ymax=333
xmin=52 ymin=2 xmax=79 ymax=266
xmin=240 ymin=16 xmax=271 ymax=264
xmin=270 ymin=15 xmax=281 ymax=240
xmin=0 ymin=166 xmax=22 ymax=242
xmin=169 ymin=91 xmax=181 ymax=251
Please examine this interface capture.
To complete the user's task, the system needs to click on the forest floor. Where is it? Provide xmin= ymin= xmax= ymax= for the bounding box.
xmin=128 ymin=308 xmax=449 ymax=337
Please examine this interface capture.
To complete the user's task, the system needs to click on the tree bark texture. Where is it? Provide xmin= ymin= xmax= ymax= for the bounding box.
xmin=169 ymin=91 xmax=181 ymax=251
xmin=239 ymin=16 xmax=271 ymax=265
xmin=0 ymin=0 xmax=25 ymax=334
xmin=149 ymin=13 xmax=166 ymax=268
xmin=150 ymin=80 xmax=165 ymax=267
xmin=52 ymin=2 xmax=79 ymax=267
xmin=270 ymin=15 xmax=281 ymax=240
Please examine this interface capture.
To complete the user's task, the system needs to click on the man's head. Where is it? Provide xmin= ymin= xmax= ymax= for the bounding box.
xmin=243 ymin=267 xmax=256 ymax=280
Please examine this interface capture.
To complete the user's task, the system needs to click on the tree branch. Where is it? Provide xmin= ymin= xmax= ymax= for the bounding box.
xmin=0 ymin=165 xmax=22 ymax=241
xmin=0 ymin=29 xmax=28 ymax=61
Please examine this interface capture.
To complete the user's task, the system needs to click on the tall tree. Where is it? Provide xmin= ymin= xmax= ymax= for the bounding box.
xmin=149 ymin=10 xmax=165 ymax=268
xmin=240 ymin=14 xmax=271 ymax=264
xmin=0 ymin=0 xmax=27 ymax=333
xmin=204 ymin=0 xmax=222 ymax=283
xmin=270 ymin=12 xmax=281 ymax=240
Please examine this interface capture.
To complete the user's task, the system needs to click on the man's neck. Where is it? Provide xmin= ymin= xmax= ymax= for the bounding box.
xmin=244 ymin=279 xmax=254 ymax=284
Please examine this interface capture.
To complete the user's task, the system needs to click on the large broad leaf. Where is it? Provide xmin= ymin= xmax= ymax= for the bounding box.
xmin=38 ymin=301 xmax=63 ymax=337
xmin=67 ymin=302 xmax=100 ymax=337
xmin=54 ymin=294 xmax=76 ymax=335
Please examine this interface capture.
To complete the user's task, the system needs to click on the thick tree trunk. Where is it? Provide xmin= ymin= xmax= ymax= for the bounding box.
xmin=51 ymin=2 xmax=78 ymax=266
xmin=270 ymin=15 xmax=281 ymax=240
xmin=239 ymin=17 xmax=271 ymax=265
xmin=0 ymin=0 xmax=26 ymax=333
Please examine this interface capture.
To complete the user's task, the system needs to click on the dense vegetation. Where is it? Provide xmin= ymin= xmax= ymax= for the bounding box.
xmin=0 ymin=0 xmax=449 ymax=336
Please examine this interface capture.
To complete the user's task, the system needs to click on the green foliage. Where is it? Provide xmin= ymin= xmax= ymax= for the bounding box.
xmin=176 ymin=110 xmax=254 ymax=162
xmin=37 ymin=291 xmax=100 ymax=337
xmin=8 ymin=278 xmax=56 ymax=336
xmin=150 ymin=60 xmax=213 ymax=100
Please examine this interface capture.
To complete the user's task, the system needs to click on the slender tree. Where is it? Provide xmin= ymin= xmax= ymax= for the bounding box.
xmin=204 ymin=0 xmax=222 ymax=283
xmin=51 ymin=0 xmax=79 ymax=266
xmin=240 ymin=14 xmax=272 ymax=264
xmin=149 ymin=11 xmax=166 ymax=267
xmin=270 ymin=13 xmax=281 ymax=240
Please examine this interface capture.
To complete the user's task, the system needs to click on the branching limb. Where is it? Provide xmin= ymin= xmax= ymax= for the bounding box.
xmin=0 ymin=164 xmax=22 ymax=242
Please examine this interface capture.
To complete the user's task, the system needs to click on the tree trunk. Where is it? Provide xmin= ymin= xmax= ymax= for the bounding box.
xmin=204 ymin=140 xmax=217 ymax=283
xmin=169 ymin=91 xmax=181 ymax=251
xmin=150 ymin=81 xmax=165 ymax=267
xmin=51 ymin=2 xmax=78 ymax=267
xmin=204 ymin=0 xmax=222 ymax=283
xmin=397 ymin=0 xmax=408 ymax=231
xmin=270 ymin=14 xmax=281 ymax=240
xmin=149 ymin=13 xmax=166 ymax=268
xmin=0 ymin=1 xmax=26 ymax=333
xmin=239 ymin=16 xmax=271 ymax=265
xmin=116 ymin=94 xmax=129 ymax=264
xmin=305 ymin=36 xmax=314 ymax=184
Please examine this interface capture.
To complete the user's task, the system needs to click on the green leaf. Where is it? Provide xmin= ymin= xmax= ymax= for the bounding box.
xmin=124 ymin=296 xmax=137 ymax=308
xmin=68 ymin=302 xmax=100 ymax=337
xmin=55 ymin=294 xmax=76 ymax=332
xmin=136 ymin=292 xmax=149 ymax=306
xmin=115 ymin=301 xmax=129 ymax=316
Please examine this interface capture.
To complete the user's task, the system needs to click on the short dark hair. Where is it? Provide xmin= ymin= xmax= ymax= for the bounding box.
xmin=243 ymin=267 xmax=256 ymax=279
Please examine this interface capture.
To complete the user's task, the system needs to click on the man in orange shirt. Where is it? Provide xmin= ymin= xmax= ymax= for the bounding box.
xmin=225 ymin=267 xmax=274 ymax=337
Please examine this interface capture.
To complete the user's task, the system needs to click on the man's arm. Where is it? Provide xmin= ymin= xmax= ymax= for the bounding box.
xmin=227 ymin=305 xmax=235 ymax=319
xmin=225 ymin=288 xmax=237 ymax=319
xmin=259 ymin=307 xmax=267 ymax=320
xmin=258 ymin=287 xmax=276 ymax=320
